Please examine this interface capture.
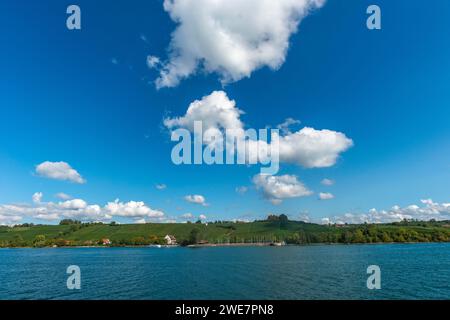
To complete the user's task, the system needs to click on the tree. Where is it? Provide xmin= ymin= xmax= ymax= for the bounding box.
xmin=340 ymin=231 xmax=352 ymax=244
xmin=189 ymin=228 xmax=200 ymax=244
xmin=33 ymin=235 xmax=46 ymax=247
xmin=70 ymin=224 xmax=81 ymax=232
xmin=381 ymin=232 xmax=393 ymax=243
xmin=59 ymin=219 xmax=81 ymax=225
xmin=11 ymin=234 xmax=24 ymax=247
xmin=279 ymin=214 xmax=289 ymax=229
xmin=131 ymin=237 xmax=147 ymax=245
xmin=352 ymin=229 xmax=366 ymax=243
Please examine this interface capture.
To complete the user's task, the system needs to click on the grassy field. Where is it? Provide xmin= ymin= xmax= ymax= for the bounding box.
xmin=0 ymin=221 xmax=321 ymax=245
xmin=1 ymin=217 xmax=450 ymax=247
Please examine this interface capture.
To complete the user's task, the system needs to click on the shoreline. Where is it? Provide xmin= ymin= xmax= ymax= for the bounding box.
xmin=1 ymin=241 xmax=448 ymax=249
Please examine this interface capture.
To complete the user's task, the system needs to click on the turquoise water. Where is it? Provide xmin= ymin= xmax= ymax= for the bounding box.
xmin=0 ymin=243 xmax=449 ymax=300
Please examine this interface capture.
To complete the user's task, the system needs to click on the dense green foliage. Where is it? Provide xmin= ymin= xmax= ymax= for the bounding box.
xmin=0 ymin=216 xmax=449 ymax=248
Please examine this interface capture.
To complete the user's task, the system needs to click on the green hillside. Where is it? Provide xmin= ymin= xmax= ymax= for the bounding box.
xmin=1 ymin=216 xmax=450 ymax=248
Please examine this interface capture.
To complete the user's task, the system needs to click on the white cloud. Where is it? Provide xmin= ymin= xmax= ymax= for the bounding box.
xmin=58 ymin=199 xmax=87 ymax=210
xmin=253 ymin=174 xmax=312 ymax=204
xmin=0 ymin=205 xmax=23 ymax=226
xmin=34 ymin=213 xmax=60 ymax=221
xmin=147 ymin=55 xmax=161 ymax=69
xmin=55 ymin=192 xmax=72 ymax=200
xmin=199 ymin=214 xmax=207 ymax=220
xmin=1 ymin=200 xmax=108 ymax=223
xmin=232 ymin=218 xmax=251 ymax=223
xmin=164 ymin=91 xmax=353 ymax=169
xmin=164 ymin=91 xmax=244 ymax=133
xmin=156 ymin=184 xmax=167 ymax=190
xmin=0 ymin=217 xmax=22 ymax=225
xmin=154 ymin=0 xmax=325 ymax=88
xmin=277 ymin=128 xmax=353 ymax=168
xmin=0 ymin=194 xmax=165 ymax=225
xmin=299 ymin=213 xmax=310 ymax=222
xmin=181 ymin=213 xmax=194 ymax=219
xmin=184 ymin=195 xmax=208 ymax=206
xmin=321 ymin=178 xmax=334 ymax=186
xmin=105 ymin=200 xmax=165 ymax=219
xmin=318 ymin=192 xmax=334 ymax=200
xmin=36 ymin=161 xmax=86 ymax=184
xmin=32 ymin=192 xmax=43 ymax=204
xmin=235 ymin=186 xmax=249 ymax=195
xmin=322 ymin=199 xmax=450 ymax=224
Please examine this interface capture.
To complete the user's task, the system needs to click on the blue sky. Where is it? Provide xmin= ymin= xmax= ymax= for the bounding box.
xmin=1 ymin=0 xmax=450 ymax=225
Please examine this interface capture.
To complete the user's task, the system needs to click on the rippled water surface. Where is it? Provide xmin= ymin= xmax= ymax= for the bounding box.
xmin=0 ymin=243 xmax=449 ymax=299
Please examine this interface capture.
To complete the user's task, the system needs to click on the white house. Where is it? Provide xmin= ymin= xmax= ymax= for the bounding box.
xmin=164 ymin=235 xmax=177 ymax=245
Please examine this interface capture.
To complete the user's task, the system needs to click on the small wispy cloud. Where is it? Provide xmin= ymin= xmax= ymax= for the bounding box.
xmin=235 ymin=186 xmax=248 ymax=195
xmin=32 ymin=192 xmax=43 ymax=204
xmin=319 ymin=192 xmax=334 ymax=200
xmin=277 ymin=118 xmax=301 ymax=135
xmin=140 ymin=34 xmax=149 ymax=43
xmin=55 ymin=192 xmax=72 ymax=200
xmin=321 ymin=178 xmax=335 ymax=186
xmin=156 ymin=184 xmax=167 ymax=190
xmin=181 ymin=213 xmax=193 ymax=219
xmin=146 ymin=55 xmax=161 ymax=69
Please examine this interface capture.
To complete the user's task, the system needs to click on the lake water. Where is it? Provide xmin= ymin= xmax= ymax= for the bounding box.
xmin=0 ymin=243 xmax=449 ymax=300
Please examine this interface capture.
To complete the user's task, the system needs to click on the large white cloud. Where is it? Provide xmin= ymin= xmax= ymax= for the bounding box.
xmin=153 ymin=0 xmax=325 ymax=88
xmin=277 ymin=128 xmax=353 ymax=168
xmin=164 ymin=91 xmax=353 ymax=169
xmin=36 ymin=161 xmax=86 ymax=184
xmin=253 ymin=174 xmax=312 ymax=204
xmin=58 ymin=199 xmax=88 ymax=210
xmin=104 ymin=200 xmax=165 ymax=219
xmin=164 ymin=91 xmax=243 ymax=132
xmin=0 ymin=212 xmax=23 ymax=225
xmin=0 ymin=194 xmax=165 ymax=225
xmin=323 ymin=199 xmax=450 ymax=224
